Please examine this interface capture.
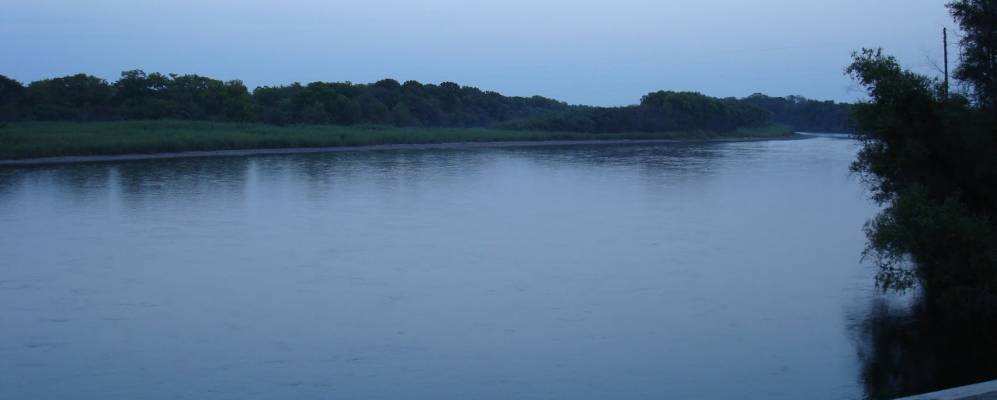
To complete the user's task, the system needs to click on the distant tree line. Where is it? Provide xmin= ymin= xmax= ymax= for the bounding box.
xmin=0 ymin=70 xmax=851 ymax=133
xmin=498 ymin=91 xmax=773 ymax=133
xmin=740 ymin=93 xmax=852 ymax=133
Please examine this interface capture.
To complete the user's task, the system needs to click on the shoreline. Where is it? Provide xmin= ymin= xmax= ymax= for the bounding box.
xmin=0 ymin=135 xmax=809 ymax=166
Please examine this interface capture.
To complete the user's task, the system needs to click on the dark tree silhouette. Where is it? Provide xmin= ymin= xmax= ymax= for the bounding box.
xmin=0 ymin=72 xmax=850 ymax=133
xmin=848 ymin=0 xmax=997 ymax=317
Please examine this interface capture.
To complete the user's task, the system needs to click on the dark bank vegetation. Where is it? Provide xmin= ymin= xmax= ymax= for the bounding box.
xmin=0 ymin=69 xmax=846 ymax=159
xmin=499 ymin=92 xmax=851 ymax=134
xmin=0 ymin=121 xmax=792 ymax=160
xmin=849 ymin=0 xmax=997 ymax=319
xmin=0 ymin=70 xmax=849 ymax=133
xmin=740 ymin=93 xmax=853 ymax=133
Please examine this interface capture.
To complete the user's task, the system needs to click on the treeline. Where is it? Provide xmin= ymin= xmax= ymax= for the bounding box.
xmin=498 ymin=91 xmax=772 ymax=133
xmin=0 ymin=71 xmax=568 ymax=127
xmin=740 ymin=94 xmax=852 ymax=133
xmin=0 ymin=70 xmax=850 ymax=133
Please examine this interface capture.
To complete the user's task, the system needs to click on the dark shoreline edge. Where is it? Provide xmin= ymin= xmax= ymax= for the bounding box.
xmin=0 ymin=134 xmax=810 ymax=166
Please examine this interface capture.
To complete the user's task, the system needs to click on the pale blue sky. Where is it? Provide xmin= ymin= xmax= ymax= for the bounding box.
xmin=0 ymin=0 xmax=953 ymax=105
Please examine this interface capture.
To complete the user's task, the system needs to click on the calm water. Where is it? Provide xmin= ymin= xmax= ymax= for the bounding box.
xmin=1 ymin=137 xmax=888 ymax=399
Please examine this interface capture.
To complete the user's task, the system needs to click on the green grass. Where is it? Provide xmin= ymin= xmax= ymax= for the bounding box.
xmin=0 ymin=120 xmax=794 ymax=160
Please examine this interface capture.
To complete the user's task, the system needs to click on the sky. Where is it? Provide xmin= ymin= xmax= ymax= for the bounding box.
xmin=0 ymin=0 xmax=955 ymax=106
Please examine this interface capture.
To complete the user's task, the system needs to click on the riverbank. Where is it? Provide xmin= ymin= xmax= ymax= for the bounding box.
xmin=0 ymin=120 xmax=794 ymax=165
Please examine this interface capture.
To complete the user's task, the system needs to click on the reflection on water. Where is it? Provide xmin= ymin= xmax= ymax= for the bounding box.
xmin=853 ymin=296 xmax=997 ymax=399
xmin=0 ymin=138 xmax=931 ymax=399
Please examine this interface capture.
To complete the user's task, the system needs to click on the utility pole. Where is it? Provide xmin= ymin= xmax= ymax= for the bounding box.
xmin=944 ymin=27 xmax=950 ymax=99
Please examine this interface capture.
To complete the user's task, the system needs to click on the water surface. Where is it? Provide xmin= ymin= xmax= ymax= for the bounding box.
xmin=1 ymin=137 xmax=883 ymax=399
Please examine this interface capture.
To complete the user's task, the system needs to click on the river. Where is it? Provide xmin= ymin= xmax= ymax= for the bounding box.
xmin=1 ymin=136 xmax=898 ymax=399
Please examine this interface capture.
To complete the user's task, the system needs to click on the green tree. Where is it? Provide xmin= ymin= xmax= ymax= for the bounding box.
xmin=391 ymin=103 xmax=418 ymax=126
xmin=8 ymin=70 xmax=845 ymax=132
xmin=949 ymin=0 xmax=997 ymax=109
xmin=0 ymin=75 xmax=25 ymax=121
xmin=113 ymin=70 xmax=175 ymax=119
xmin=26 ymin=74 xmax=114 ymax=120
xmin=847 ymin=45 xmax=997 ymax=315
xmin=220 ymin=80 xmax=255 ymax=122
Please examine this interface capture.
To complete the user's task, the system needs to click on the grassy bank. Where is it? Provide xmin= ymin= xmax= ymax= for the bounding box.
xmin=0 ymin=120 xmax=794 ymax=160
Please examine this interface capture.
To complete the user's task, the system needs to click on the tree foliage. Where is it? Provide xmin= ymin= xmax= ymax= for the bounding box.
xmin=949 ymin=0 xmax=997 ymax=109
xmin=740 ymin=93 xmax=852 ymax=133
xmin=0 ymin=74 xmax=25 ymax=121
xmin=498 ymin=91 xmax=847 ymax=133
xmin=25 ymin=74 xmax=115 ymax=121
xmin=848 ymin=40 xmax=997 ymax=314
xmin=0 ymin=71 xmax=849 ymax=133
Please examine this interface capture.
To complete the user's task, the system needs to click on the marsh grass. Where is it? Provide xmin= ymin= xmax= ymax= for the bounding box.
xmin=0 ymin=120 xmax=793 ymax=160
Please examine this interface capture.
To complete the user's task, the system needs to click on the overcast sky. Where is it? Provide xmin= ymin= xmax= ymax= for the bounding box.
xmin=0 ymin=0 xmax=954 ymax=105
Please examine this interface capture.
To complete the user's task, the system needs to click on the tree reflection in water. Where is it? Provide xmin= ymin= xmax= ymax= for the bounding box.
xmin=854 ymin=296 xmax=997 ymax=399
